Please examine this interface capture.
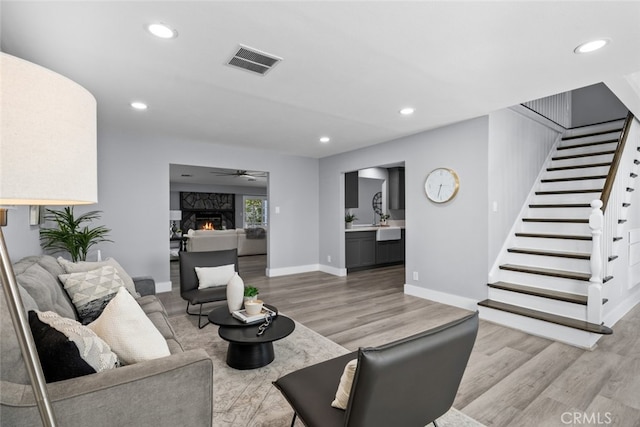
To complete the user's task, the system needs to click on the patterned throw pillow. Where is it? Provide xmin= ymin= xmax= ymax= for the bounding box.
xmin=29 ymin=310 xmax=119 ymax=383
xmin=57 ymin=257 xmax=140 ymax=298
xmin=59 ymin=265 xmax=126 ymax=324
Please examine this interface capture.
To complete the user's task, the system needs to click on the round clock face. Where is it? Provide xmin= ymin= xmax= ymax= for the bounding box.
xmin=372 ymin=192 xmax=383 ymax=215
xmin=424 ymin=168 xmax=459 ymax=203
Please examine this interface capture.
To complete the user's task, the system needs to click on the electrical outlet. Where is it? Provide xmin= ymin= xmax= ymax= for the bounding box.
xmin=413 ymin=271 xmax=419 ymax=281
xmin=327 ymin=255 xmax=332 ymax=263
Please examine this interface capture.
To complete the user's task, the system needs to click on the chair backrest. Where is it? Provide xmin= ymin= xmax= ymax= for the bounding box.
xmin=178 ymin=249 xmax=239 ymax=295
xmin=344 ymin=312 xmax=479 ymax=427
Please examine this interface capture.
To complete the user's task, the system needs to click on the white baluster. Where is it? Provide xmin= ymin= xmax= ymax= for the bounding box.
xmin=588 ymin=199 xmax=603 ymax=324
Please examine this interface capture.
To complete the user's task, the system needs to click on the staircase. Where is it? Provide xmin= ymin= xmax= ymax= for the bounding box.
xmin=479 ymin=115 xmax=637 ymax=348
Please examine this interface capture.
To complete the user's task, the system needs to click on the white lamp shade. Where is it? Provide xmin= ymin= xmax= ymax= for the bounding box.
xmin=0 ymin=53 xmax=97 ymax=205
xmin=170 ymin=210 xmax=182 ymax=221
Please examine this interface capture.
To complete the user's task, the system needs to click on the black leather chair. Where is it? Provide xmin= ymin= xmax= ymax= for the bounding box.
xmin=273 ymin=311 xmax=479 ymax=427
xmin=179 ymin=249 xmax=239 ymax=328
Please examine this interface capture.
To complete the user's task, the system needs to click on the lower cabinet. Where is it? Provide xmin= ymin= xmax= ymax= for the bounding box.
xmin=346 ymin=230 xmax=405 ymax=271
xmin=345 ymin=231 xmax=376 ymax=269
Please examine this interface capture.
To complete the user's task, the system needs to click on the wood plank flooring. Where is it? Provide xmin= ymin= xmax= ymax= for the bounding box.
xmin=160 ymin=255 xmax=640 ymax=427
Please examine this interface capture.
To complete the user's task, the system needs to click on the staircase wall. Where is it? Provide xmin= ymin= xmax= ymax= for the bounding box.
xmin=602 ymin=118 xmax=640 ymax=327
xmin=488 ymin=107 xmax=561 ymax=271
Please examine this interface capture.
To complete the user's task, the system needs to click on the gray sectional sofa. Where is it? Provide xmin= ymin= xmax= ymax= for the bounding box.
xmin=0 ymin=255 xmax=213 ymax=427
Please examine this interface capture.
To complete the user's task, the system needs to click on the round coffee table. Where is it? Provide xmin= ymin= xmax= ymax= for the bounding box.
xmin=208 ymin=305 xmax=295 ymax=370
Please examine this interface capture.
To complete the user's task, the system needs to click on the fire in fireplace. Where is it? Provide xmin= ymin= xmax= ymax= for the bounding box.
xmin=195 ymin=213 xmax=223 ymax=230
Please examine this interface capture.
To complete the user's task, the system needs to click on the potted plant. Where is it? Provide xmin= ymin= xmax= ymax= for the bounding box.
xmin=379 ymin=213 xmax=390 ymax=226
xmin=39 ymin=206 xmax=112 ymax=262
xmin=244 ymin=286 xmax=259 ymax=302
xmin=345 ymin=212 xmax=357 ymax=229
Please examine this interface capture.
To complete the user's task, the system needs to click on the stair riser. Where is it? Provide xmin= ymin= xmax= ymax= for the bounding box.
xmin=478 ymin=306 xmax=601 ymax=349
xmin=558 ymin=141 xmax=618 ymax=155
xmin=549 ymin=153 xmax=615 ymax=168
xmin=487 ymin=288 xmax=588 ymax=319
xmin=544 ymin=166 xmax=612 ymax=179
xmin=512 ymin=236 xmax=592 ymax=253
xmin=520 ymin=222 xmax=590 ymax=235
xmin=562 ymin=122 xmax=624 ymax=138
xmin=538 ymin=179 xmax=606 ymax=192
xmin=494 ymin=269 xmax=588 ymax=294
xmin=531 ymin=193 xmax=601 ymax=204
xmin=526 ymin=207 xmax=592 ymax=217
xmin=505 ymin=252 xmax=589 ymax=272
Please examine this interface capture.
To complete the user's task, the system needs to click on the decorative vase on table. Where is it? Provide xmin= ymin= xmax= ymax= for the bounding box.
xmin=226 ymin=273 xmax=244 ymax=313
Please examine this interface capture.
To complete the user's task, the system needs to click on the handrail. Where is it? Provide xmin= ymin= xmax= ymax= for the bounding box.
xmin=600 ymin=112 xmax=634 ymax=211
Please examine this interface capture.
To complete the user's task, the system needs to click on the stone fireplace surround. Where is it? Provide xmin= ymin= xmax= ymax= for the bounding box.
xmin=180 ymin=192 xmax=235 ymax=231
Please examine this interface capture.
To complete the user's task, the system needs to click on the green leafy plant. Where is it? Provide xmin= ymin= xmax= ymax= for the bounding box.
xmin=244 ymin=286 xmax=259 ymax=297
xmin=380 ymin=213 xmax=390 ymax=221
xmin=345 ymin=213 xmax=357 ymax=223
xmin=39 ymin=206 xmax=112 ymax=262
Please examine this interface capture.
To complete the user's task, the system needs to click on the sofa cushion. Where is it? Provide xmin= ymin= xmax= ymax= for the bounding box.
xmin=0 ymin=291 xmax=30 ymax=384
xmin=57 ymin=257 xmax=140 ymax=298
xmin=29 ymin=310 xmax=119 ymax=383
xmin=13 ymin=260 xmax=76 ymax=319
xmin=59 ymin=265 xmax=126 ymax=324
xmin=88 ymin=287 xmax=170 ymax=365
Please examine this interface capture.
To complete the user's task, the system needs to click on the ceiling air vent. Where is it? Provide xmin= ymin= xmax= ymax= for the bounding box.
xmin=227 ymin=44 xmax=282 ymax=76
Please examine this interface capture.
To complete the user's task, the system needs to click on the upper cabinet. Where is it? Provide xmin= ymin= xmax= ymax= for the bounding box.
xmin=388 ymin=167 xmax=405 ymax=210
xmin=345 ymin=171 xmax=359 ymax=208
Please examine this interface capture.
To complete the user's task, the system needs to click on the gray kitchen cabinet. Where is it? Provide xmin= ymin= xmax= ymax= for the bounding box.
xmin=345 ymin=171 xmax=359 ymax=209
xmin=345 ymin=231 xmax=376 ymax=269
xmin=375 ymin=230 xmax=405 ymax=264
xmin=388 ymin=167 xmax=405 ymax=210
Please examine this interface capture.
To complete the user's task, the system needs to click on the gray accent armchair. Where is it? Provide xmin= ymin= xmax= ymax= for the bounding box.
xmin=273 ymin=311 xmax=479 ymax=427
xmin=179 ymin=249 xmax=239 ymax=328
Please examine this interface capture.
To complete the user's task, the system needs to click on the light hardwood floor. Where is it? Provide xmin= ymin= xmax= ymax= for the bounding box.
xmin=160 ymin=255 xmax=640 ymax=427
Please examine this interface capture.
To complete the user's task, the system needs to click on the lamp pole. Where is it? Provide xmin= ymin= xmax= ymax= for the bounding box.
xmin=0 ymin=223 xmax=57 ymax=426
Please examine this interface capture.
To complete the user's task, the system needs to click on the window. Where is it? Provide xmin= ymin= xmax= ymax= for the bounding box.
xmin=243 ymin=196 xmax=268 ymax=228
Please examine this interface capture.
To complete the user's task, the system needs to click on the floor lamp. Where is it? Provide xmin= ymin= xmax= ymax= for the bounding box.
xmin=0 ymin=53 xmax=97 ymax=426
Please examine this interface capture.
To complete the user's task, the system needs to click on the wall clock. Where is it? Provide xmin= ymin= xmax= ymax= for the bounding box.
xmin=424 ymin=168 xmax=459 ymax=203
xmin=372 ymin=192 xmax=383 ymax=215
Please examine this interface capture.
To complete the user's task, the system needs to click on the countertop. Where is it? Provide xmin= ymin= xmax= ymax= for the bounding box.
xmin=345 ymin=225 xmax=405 ymax=232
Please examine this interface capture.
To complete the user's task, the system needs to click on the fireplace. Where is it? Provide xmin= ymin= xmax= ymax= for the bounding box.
xmin=195 ymin=213 xmax=223 ymax=230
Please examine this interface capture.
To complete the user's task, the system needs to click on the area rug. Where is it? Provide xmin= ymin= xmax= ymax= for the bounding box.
xmin=169 ymin=314 xmax=484 ymax=427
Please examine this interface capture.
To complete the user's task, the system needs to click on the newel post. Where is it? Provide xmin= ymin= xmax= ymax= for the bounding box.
xmin=588 ymin=199 xmax=603 ymax=324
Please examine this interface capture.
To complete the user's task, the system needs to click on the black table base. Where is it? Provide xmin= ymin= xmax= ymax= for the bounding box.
xmin=226 ymin=342 xmax=275 ymax=370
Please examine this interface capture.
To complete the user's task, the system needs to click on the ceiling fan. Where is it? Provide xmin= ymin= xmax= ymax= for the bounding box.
xmin=209 ymin=169 xmax=267 ymax=180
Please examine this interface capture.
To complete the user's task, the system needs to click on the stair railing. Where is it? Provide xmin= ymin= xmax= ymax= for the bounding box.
xmin=588 ymin=113 xmax=635 ymax=324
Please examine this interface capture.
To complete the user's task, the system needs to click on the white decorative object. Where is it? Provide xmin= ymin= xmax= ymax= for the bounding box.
xmin=226 ymin=273 xmax=244 ymax=313
xmin=195 ymin=264 xmax=235 ymax=289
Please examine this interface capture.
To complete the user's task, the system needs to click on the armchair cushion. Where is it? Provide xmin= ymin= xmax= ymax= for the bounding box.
xmin=331 ymin=359 xmax=358 ymax=409
xmin=195 ymin=264 xmax=235 ymax=289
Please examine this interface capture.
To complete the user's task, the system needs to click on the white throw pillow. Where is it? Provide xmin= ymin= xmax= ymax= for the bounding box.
xmin=195 ymin=264 xmax=235 ymax=289
xmin=331 ymin=359 xmax=358 ymax=410
xmin=88 ymin=287 xmax=170 ymax=365
xmin=57 ymin=257 xmax=140 ymax=297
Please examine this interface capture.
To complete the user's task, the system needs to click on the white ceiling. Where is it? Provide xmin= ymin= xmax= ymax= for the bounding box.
xmin=2 ymin=1 xmax=640 ymax=159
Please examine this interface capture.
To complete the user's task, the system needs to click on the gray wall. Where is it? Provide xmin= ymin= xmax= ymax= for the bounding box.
xmin=571 ymin=83 xmax=628 ymax=127
xmin=319 ymin=117 xmax=490 ymax=301
xmin=352 ymin=177 xmax=384 ymax=225
xmin=4 ymin=129 xmax=319 ymax=287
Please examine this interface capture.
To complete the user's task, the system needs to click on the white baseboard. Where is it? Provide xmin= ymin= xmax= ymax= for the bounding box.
xmin=404 ymin=284 xmax=478 ymax=311
xmin=319 ymin=264 xmax=347 ymax=277
xmin=266 ymin=264 xmax=320 ymax=277
xmin=156 ymin=281 xmax=172 ymax=293
xmin=603 ymin=288 xmax=640 ymax=328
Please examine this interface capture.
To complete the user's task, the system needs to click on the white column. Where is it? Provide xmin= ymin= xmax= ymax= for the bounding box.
xmin=588 ymin=199 xmax=603 ymax=324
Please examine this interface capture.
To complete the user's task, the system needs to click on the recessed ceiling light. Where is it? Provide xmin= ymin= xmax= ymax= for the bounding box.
xmin=147 ymin=23 xmax=178 ymax=39
xmin=399 ymin=107 xmax=415 ymax=115
xmin=130 ymin=101 xmax=148 ymax=110
xmin=574 ymin=39 xmax=609 ymax=54
xmin=319 ymin=136 xmax=331 ymax=143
